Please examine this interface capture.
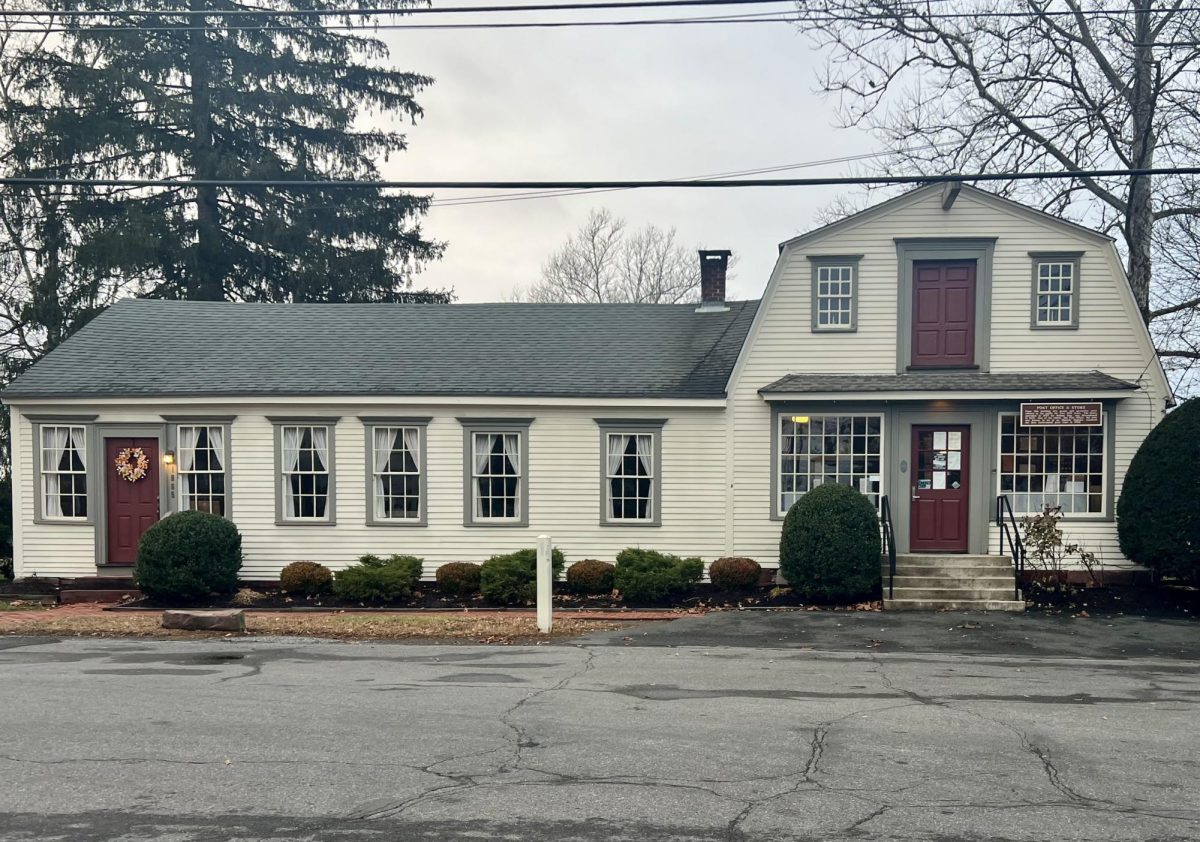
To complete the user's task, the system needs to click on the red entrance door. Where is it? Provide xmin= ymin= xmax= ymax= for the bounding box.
xmin=912 ymin=261 xmax=976 ymax=368
xmin=105 ymin=437 xmax=160 ymax=565
xmin=910 ymin=426 xmax=970 ymax=553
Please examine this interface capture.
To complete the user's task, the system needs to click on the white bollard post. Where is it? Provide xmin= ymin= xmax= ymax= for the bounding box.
xmin=536 ymin=534 xmax=553 ymax=634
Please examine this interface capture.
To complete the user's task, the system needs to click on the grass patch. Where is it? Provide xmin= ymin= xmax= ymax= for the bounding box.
xmin=0 ymin=610 xmax=631 ymax=643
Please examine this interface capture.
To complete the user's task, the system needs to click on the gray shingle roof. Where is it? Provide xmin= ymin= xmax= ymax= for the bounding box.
xmin=759 ymin=371 xmax=1140 ymax=395
xmin=3 ymin=298 xmax=759 ymax=400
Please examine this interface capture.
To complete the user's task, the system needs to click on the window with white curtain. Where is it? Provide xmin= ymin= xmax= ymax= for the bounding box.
xmin=177 ymin=425 xmax=226 ymax=516
xmin=370 ymin=425 xmax=422 ymax=521
xmin=39 ymin=425 xmax=88 ymax=519
xmin=471 ymin=431 xmax=521 ymax=521
xmin=280 ymin=425 xmax=331 ymax=520
xmin=605 ymin=432 xmax=654 ymax=521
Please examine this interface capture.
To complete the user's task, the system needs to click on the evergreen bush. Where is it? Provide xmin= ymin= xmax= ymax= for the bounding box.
xmin=279 ymin=561 xmax=333 ymax=596
xmin=333 ymin=554 xmax=424 ymax=602
xmin=708 ymin=557 xmax=762 ymax=591
xmin=1118 ymin=397 xmax=1200 ymax=582
xmin=779 ymin=484 xmax=880 ymax=602
xmin=479 ymin=548 xmax=565 ymax=605
xmin=436 ymin=562 xmax=482 ymax=597
xmin=135 ymin=511 xmax=243 ymax=602
xmin=565 ymin=559 xmax=616 ymax=595
xmin=613 ymin=548 xmax=703 ymax=603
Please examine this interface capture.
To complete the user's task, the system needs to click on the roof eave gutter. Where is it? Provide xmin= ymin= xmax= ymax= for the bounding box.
xmin=759 ymin=389 xmax=1139 ymax=402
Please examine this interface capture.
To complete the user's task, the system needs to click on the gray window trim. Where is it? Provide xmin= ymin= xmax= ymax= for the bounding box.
xmin=770 ymin=406 xmax=887 ymax=520
xmin=1028 ymin=251 xmax=1083 ymax=330
xmin=360 ymin=417 xmax=430 ymax=527
xmin=894 ymin=238 xmax=996 ymax=373
xmin=808 ymin=254 xmax=863 ymax=333
xmin=91 ymin=423 xmax=170 ymax=567
xmin=595 ymin=419 xmax=665 ymax=527
xmin=165 ymin=420 xmax=234 ymax=520
xmin=271 ymin=419 xmax=338 ymax=526
xmin=30 ymin=418 xmax=96 ymax=525
xmin=459 ymin=418 xmax=532 ymax=528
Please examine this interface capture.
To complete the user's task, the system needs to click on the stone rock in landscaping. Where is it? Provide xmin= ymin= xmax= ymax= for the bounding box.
xmin=161 ymin=609 xmax=246 ymax=632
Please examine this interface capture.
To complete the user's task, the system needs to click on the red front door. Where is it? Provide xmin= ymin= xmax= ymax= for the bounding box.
xmin=912 ymin=261 xmax=976 ymax=368
xmin=105 ymin=437 xmax=160 ymax=565
xmin=910 ymin=426 xmax=970 ymax=553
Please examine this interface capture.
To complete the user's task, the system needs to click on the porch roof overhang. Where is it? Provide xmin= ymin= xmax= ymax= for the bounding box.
xmin=758 ymin=370 xmax=1140 ymax=403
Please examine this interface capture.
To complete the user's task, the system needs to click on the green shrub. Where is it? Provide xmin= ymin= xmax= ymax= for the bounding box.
xmin=333 ymin=554 xmax=424 ymax=602
xmin=279 ymin=561 xmax=333 ymax=596
xmin=436 ymin=562 xmax=482 ymax=597
xmin=0 ymin=557 xmax=12 ymax=582
xmin=614 ymin=548 xmax=703 ymax=603
xmin=708 ymin=557 xmax=762 ymax=591
xmin=779 ymin=484 xmax=880 ymax=602
xmin=1118 ymin=397 xmax=1200 ymax=582
xmin=135 ymin=511 xmax=243 ymax=602
xmin=566 ymin=559 xmax=615 ymax=595
xmin=480 ymin=548 xmax=566 ymax=605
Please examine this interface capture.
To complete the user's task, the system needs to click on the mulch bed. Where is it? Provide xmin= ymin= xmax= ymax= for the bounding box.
xmin=1025 ymin=582 xmax=1199 ymax=619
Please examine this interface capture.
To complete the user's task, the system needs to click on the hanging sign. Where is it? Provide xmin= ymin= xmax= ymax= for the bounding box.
xmin=1019 ymin=402 xmax=1102 ymax=427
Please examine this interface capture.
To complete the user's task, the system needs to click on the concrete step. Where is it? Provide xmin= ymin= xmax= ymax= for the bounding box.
xmin=889 ymin=575 xmax=1016 ymax=589
xmin=883 ymin=565 xmax=1015 ymax=578
xmin=889 ymin=586 xmax=1020 ymax=601
xmin=894 ymin=554 xmax=1014 ymax=567
xmin=884 ymin=598 xmax=1026 ymax=612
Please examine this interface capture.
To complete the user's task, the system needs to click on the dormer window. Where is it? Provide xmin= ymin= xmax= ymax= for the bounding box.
xmin=809 ymin=255 xmax=861 ymax=332
xmin=1030 ymin=252 xmax=1081 ymax=329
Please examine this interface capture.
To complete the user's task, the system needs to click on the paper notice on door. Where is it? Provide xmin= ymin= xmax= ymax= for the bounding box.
xmin=933 ymin=471 xmax=947 ymax=490
xmin=948 ymin=451 xmax=961 ymax=470
xmin=933 ymin=452 xmax=947 ymax=469
xmin=948 ymin=431 xmax=962 ymax=449
xmin=933 ymin=431 xmax=947 ymax=449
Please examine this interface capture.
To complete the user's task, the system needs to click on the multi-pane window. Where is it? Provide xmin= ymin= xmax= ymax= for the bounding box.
xmin=40 ymin=425 xmax=87 ymax=519
xmin=371 ymin=426 xmax=421 ymax=521
xmin=1034 ymin=261 xmax=1075 ymax=325
xmin=280 ymin=425 xmax=331 ymax=520
xmin=779 ymin=415 xmax=882 ymax=514
xmin=999 ymin=414 xmax=1104 ymax=515
xmin=814 ymin=265 xmax=855 ymax=330
xmin=472 ymin=432 xmax=521 ymax=521
xmin=177 ymin=425 xmax=226 ymax=516
xmin=606 ymin=432 xmax=654 ymax=521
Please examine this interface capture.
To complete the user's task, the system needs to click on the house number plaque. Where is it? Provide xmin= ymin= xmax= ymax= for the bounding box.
xmin=1019 ymin=402 xmax=1102 ymax=427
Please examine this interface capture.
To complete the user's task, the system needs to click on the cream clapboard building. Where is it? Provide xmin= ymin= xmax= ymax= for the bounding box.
xmin=3 ymin=185 xmax=1172 ymax=606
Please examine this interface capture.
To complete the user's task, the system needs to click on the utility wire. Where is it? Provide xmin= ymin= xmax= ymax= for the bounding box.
xmin=3 ymin=167 xmax=1197 ymax=191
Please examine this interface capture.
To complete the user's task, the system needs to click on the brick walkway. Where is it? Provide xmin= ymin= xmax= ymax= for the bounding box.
xmin=0 ymin=603 xmax=109 ymax=627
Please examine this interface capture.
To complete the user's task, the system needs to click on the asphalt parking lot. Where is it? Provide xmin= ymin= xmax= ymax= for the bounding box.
xmin=2 ymin=610 xmax=1198 ymax=841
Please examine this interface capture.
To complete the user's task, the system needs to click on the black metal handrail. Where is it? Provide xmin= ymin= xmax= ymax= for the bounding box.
xmin=881 ymin=494 xmax=896 ymax=599
xmin=997 ymin=494 xmax=1026 ymax=601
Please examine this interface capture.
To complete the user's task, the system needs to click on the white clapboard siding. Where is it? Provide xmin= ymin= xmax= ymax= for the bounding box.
xmin=727 ymin=186 xmax=1169 ymax=568
xmin=11 ymin=402 xmax=728 ymax=579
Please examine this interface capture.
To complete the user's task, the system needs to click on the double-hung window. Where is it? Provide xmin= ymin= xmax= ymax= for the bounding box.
xmin=177 ymin=425 xmax=227 ymax=516
xmin=461 ymin=419 xmax=530 ymax=526
xmin=598 ymin=420 xmax=663 ymax=525
xmin=1030 ymin=253 xmax=1081 ymax=328
xmin=777 ymin=414 xmax=882 ymax=516
xmin=810 ymin=256 xmax=861 ymax=332
xmin=39 ymin=425 xmax=88 ymax=519
xmin=275 ymin=422 xmax=335 ymax=522
xmin=998 ymin=413 xmax=1105 ymax=516
xmin=365 ymin=420 xmax=426 ymax=524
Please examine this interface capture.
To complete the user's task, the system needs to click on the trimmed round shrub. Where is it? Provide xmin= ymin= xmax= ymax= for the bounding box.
xmin=480 ymin=548 xmax=566 ymax=605
xmin=333 ymin=554 xmax=424 ymax=602
xmin=709 ymin=557 xmax=762 ymax=591
xmin=436 ymin=562 xmax=482 ymax=597
xmin=779 ymin=484 xmax=880 ymax=602
xmin=279 ymin=561 xmax=333 ymax=596
xmin=614 ymin=548 xmax=703 ymax=603
xmin=135 ymin=510 xmax=243 ymax=602
xmin=1118 ymin=397 xmax=1200 ymax=582
xmin=566 ymin=559 xmax=615 ymax=595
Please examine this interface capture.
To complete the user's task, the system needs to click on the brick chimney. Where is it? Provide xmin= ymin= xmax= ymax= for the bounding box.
xmin=697 ymin=249 xmax=731 ymax=312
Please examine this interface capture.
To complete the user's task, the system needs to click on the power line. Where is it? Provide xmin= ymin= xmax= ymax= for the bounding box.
xmin=3 ymin=167 xmax=1197 ymax=192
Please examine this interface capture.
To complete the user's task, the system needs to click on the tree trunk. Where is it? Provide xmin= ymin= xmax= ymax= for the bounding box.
xmin=1126 ymin=0 xmax=1156 ymax=324
xmin=189 ymin=0 xmax=223 ymax=301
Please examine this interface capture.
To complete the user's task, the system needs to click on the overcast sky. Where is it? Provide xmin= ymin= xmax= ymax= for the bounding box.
xmin=375 ymin=12 xmax=880 ymax=302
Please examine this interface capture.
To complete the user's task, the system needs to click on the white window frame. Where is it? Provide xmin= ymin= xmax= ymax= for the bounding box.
xmin=597 ymin=421 xmax=664 ymax=526
xmin=270 ymin=419 xmax=337 ymax=525
xmin=1030 ymin=252 xmax=1081 ymax=329
xmin=776 ymin=413 xmax=885 ymax=518
xmin=471 ymin=431 xmax=522 ymax=524
xmin=459 ymin=419 xmax=532 ymax=528
xmin=364 ymin=420 xmax=427 ymax=526
xmin=175 ymin=424 xmax=229 ymax=517
xmin=996 ymin=411 xmax=1107 ymax=519
xmin=37 ymin=423 xmax=89 ymax=522
xmin=809 ymin=255 xmax=862 ymax=333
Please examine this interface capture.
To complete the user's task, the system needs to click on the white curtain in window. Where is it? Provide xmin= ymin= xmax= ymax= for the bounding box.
xmin=69 ymin=427 xmax=86 ymax=470
xmin=312 ymin=427 xmax=329 ymax=473
xmin=402 ymin=427 xmax=419 ymax=472
xmin=208 ymin=426 xmax=224 ymax=472
xmin=502 ymin=433 xmax=519 ymax=474
xmin=373 ymin=427 xmax=393 ymax=518
xmin=178 ymin=426 xmax=199 ymax=510
xmin=635 ymin=434 xmax=652 ymax=476
xmin=283 ymin=427 xmax=302 ymax=516
xmin=43 ymin=427 xmax=69 ymax=516
xmin=607 ymin=433 xmax=625 ymax=476
xmin=473 ymin=433 xmax=491 ymax=474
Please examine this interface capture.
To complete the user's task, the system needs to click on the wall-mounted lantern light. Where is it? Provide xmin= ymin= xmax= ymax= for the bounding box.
xmin=163 ymin=450 xmax=176 ymax=467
